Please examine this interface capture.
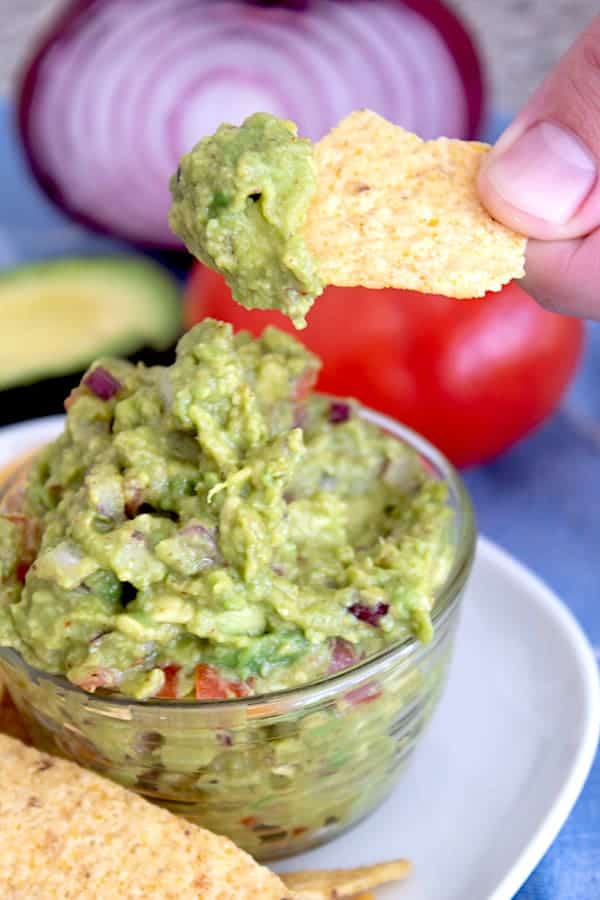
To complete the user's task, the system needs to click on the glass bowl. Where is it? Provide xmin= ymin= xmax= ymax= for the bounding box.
xmin=0 ymin=407 xmax=475 ymax=861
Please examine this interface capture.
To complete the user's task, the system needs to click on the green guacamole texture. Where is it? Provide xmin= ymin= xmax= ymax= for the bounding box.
xmin=168 ymin=113 xmax=323 ymax=328
xmin=0 ymin=321 xmax=450 ymax=700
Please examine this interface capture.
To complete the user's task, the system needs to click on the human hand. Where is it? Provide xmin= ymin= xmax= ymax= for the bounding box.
xmin=477 ymin=15 xmax=600 ymax=319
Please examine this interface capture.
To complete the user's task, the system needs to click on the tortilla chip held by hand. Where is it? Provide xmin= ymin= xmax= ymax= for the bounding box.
xmin=305 ymin=109 xmax=526 ymax=298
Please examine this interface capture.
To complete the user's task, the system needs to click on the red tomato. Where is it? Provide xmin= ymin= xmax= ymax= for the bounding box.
xmin=156 ymin=664 xmax=180 ymax=699
xmin=194 ymin=664 xmax=251 ymax=700
xmin=183 ymin=265 xmax=585 ymax=467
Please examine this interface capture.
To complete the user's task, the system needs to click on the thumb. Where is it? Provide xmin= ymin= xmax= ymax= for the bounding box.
xmin=478 ymin=15 xmax=600 ymax=240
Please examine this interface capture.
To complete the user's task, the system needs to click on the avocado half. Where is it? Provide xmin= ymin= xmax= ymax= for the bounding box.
xmin=0 ymin=256 xmax=182 ymax=424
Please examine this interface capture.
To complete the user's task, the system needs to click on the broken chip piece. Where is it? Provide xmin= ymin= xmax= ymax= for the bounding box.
xmin=281 ymin=859 xmax=411 ymax=898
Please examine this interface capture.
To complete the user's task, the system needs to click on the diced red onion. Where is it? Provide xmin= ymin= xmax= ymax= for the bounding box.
xmin=18 ymin=0 xmax=482 ymax=247
xmin=41 ymin=541 xmax=83 ymax=571
xmin=94 ymin=481 xmax=124 ymax=521
xmin=344 ymin=682 xmax=382 ymax=705
xmin=347 ymin=600 xmax=389 ymax=626
xmin=381 ymin=455 xmax=420 ymax=491
xmin=180 ymin=522 xmax=216 ymax=542
xmin=329 ymin=401 xmax=351 ymax=424
xmin=292 ymin=405 xmax=308 ymax=430
xmin=156 ymin=369 xmax=173 ymax=411
xmin=83 ymin=366 xmax=121 ymax=400
xmin=327 ymin=636 xmax=359 ymax=674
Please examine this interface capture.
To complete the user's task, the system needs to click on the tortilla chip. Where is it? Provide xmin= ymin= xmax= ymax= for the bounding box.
xmin=0 ymin=734 xmax=290 ymax=899
xmin=305 ymin=109 xmax=525 ymax=298
xmin=281 ymin=859 xmax=411 ymax=898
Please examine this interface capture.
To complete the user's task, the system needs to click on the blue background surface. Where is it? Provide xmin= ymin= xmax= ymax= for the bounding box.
xmin=0 ymin=100 xmax=598 ymax=898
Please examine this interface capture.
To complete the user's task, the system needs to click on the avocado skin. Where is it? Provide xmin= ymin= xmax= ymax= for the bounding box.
xmin=0 ymin=346 xmax=176 ymax=427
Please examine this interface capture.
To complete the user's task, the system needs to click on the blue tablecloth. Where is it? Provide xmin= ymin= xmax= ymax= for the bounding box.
xmin=0 ymin=100 xmax=598 ymax=898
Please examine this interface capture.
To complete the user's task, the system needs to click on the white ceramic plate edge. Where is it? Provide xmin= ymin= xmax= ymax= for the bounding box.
xmin=477 ymin=538 xmax=600 ymax=900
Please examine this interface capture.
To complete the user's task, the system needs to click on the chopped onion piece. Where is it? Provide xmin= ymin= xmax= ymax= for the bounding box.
xmin=347 ymin=600 xmax=389 ymax=627
xmin=329 ymin=401 xmax=351 ymax=424
xmin=328 ymin=636 xmax=359 ymax=673
xmin=83 ymin=366 xmax=121 ymax=400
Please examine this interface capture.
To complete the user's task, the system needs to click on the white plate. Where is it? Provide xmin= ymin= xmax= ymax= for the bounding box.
xmin=1 ymin=417 xmax=599 ymax=900
xmin=275 ymin=541 xmax=600 ymax=900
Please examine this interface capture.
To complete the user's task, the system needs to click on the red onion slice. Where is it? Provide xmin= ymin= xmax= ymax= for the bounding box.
xmin=18 ymin=0 xmax=483 ymax=248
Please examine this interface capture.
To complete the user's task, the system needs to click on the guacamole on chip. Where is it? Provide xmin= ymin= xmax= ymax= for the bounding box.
xmin=169 ymin=111 xmax=526 ymax=327
xmin=0 ymin=321 xmax=450 ymax=701
xmin=169 ymin=113 xmax=323 ymax=328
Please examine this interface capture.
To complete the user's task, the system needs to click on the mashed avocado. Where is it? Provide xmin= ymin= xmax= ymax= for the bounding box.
xmin=0 ymin=321 xmax=449 ymax=701
xmin=169 ymin=113 xmax=323 ymax=328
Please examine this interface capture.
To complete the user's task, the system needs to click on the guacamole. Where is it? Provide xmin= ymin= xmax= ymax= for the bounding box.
xmin=169 ymin=113 xmax=323 ymax=328
xmin=0 ymin=321 xmax=449 ymax=702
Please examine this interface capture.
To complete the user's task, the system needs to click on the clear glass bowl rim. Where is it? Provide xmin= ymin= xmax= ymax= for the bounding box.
xmin=0 ymin=403 xmax=476 ymax=713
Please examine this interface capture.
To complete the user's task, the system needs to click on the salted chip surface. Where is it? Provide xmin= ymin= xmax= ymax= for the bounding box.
xmin=0 ymin=734 xmax=290 ymax=900
xmin=280 ymin=859 xmax=411 ymax=898
xmin=305 ymin=110 xmax=526 ymax=298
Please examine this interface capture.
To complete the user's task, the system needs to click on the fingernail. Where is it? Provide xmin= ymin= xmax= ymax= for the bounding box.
xmin=485 ymin=121 xmax=597 ymax=223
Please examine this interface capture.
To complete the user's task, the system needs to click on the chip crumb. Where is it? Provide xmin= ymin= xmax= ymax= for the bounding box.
xmin=305 ymin=109 xmax=526 ymax=298
xmin=281 ymin=859 xmax=411 ymax=898
xmin=0 ymin=733 xmax=289 ymax=899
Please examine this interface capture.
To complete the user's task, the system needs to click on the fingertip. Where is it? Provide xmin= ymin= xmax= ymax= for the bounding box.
xmin=519 ymin=234 xmax=600 ymax=319
xmin=476 ymin=160 xmax=535 ymax=236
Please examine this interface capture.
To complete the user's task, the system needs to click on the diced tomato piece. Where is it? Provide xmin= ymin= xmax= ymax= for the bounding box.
xmin=240 ymin=816 xmax=258 ymax=828
xmin=64 ymin=386 xmax=83 ymax=411
xmin=156 ymin=664 xmax=180 ymax=699
xmin=194 ymin=664 xmax=231 ymax=700
xmin=5 ymin=514 xmax=39 ymax=545
xmin=194 ymin=664 xmax=251 ymax=700
xmin=227 ymin=678 xmax=252 ymax=699
xmin=15 ymin=561 xmax=31 ymax=583
xmin=5 ymin=515 xmax=42 ymax=576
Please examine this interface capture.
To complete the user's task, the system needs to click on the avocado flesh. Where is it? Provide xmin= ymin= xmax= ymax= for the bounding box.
xmin=0 ymin=257 xmax=182 ymax=390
